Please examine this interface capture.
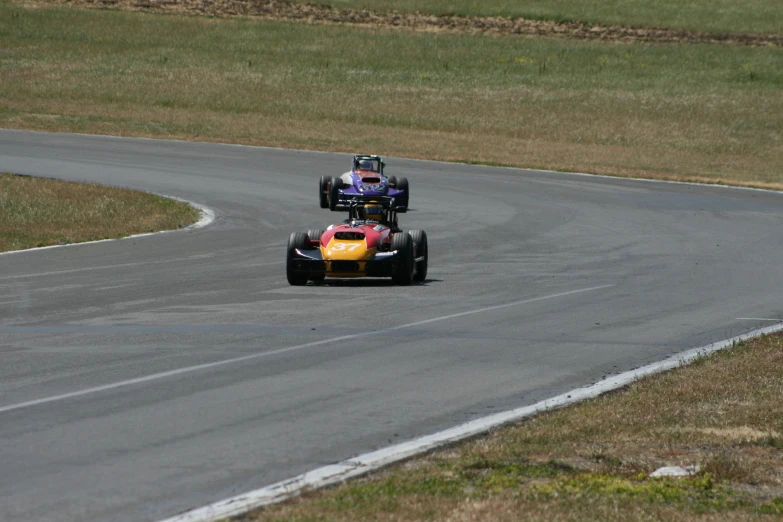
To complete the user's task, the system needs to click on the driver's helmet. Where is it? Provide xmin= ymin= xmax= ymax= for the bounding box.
xmin=357 ymin=159 xmax=374 ymax=171
xmin=362 ymin=203 xmax=384 ymax=221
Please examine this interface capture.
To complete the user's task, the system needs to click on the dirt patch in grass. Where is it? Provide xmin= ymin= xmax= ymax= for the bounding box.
xmin=239 ymin=333 xmax=783 ymax=521
xmin=0 ymin=172 xmax=199 ymax=252
xmin=32 ymin=0 xmax=783 ymax=47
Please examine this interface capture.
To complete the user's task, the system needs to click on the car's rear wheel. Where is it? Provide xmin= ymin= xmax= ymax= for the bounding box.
xmin=307 ymin=229 xmax=324 ymax=244
xmin=388 ymin=175 xmax=397 ymax=188
xmin=396 ymin=177 xmax=409 ymax=212
xmin=306 ymin=229 xmax=326 ymax=282
xmin=318 ymin=176 xmax=329 ymax=208
xmin=391 ymin=232 xmax=414 ymax=285
xmin=408 ymin=229 xmax=428 ymax=282
xmin=286 ymin=232 xmax=310 ymax=286
xmin=328 ymin=177 xmax=342 ymax=211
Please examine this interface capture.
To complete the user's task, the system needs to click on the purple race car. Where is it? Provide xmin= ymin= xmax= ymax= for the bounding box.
xmin=319 ymin=154 xmax=409 ymax=213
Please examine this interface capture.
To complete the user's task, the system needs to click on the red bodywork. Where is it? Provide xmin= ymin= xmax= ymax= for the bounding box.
xmin=316 ymin=222 xmax=392 ymax=250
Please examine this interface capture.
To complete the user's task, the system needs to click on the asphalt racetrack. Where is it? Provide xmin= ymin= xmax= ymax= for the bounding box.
xmin=2 ymin=130 xmax=782 ymax=522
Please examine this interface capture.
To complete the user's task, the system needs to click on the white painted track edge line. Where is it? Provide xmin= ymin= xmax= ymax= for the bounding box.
xmin=0 ymin=197 xmax=215 ymax=257
xmin=157 ymin=321 xmax=783 ymax=522
xmin=0 ymin=284 xmax=611 ymax=414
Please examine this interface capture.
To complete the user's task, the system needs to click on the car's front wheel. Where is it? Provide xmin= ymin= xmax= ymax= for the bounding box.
xmin=286 ymin=232 xmax=310 ymax=286
xmin=318 ymin=176 xmax=329 ymax=208
xmin=408 ymin=229 xmax=428 ymax=282
xmin=328 ymin=177 xmax=342 ymax=211
xmin=391 ymin=232 xmax=414 ymax=285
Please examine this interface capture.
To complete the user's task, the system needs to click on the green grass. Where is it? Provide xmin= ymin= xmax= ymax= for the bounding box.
xmin=305 ymin=0 xmax=783 ymax=35
xmin=2 ymin=2 xmax=782 ymax=188
xmin=0 ymin=172 xmax=199 ymax=251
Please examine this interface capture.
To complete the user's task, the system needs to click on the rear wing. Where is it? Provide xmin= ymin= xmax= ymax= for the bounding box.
xmin=333 ymin=193 xmax=406 ymax=211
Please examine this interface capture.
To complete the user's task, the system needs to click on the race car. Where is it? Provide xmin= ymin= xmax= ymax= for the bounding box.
xmin=318 ymin=154 xmax=409 ymax=212
xmin=286 ymin=201 xmax=427 ymax=285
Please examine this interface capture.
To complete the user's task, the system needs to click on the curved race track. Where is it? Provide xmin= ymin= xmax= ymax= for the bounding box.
xmin=1 ymin=130 xmax=782 ymax=522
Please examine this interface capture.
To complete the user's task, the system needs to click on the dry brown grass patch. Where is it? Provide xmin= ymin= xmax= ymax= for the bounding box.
xmin=686 ymin=427 xmax=781 ymax=443
xmin=0 ymin=172 xmax=199 ymax=252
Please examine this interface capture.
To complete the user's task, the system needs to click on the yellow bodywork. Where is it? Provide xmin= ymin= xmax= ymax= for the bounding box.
xmin=321 ymin=238 xmax=376 ymax=277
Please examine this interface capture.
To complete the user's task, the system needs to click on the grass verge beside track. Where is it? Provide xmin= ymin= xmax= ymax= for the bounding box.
xmin=0 ymin=172 xmax=199 ymax=252
xmin=2 ymin=1 xmax=782 ymax=189
xmin=239 ymin=332 xmax=783 ymax=522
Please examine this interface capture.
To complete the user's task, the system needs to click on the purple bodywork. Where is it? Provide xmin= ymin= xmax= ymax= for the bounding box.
xmin=337 ymin=170 xmax=407 ymax=208
xmin=320 ymin=154 xmax=409 ymax=212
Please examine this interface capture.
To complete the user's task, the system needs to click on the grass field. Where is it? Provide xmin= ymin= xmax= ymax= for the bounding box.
xmin=0 ymin=172 xmax=198 ymax=252
xmin=241 ymin=333 xmax=783 ymax=521
xmin=304 ymin=0 xmax=783 ymax=35
xmin=2 ymin=1 xmax=782 ymax=189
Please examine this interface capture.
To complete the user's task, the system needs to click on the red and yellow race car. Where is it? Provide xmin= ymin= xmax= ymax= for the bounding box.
xmin=286 ymin=201 xmax=427 ymax=285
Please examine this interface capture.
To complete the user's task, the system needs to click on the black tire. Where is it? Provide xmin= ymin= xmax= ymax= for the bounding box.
xmin=387 ymin=175 xmax=397 ymax=188
xmin=318 ymin=176 xmax=328 ymax=208
xmin=396 ymin=177 xmax=409 ymax=212
xmin=328 ymin=176 xmax=342 ymax=211
xmin=391 ymin=232 xmax=414 ymax=286
xmin=286 ymin=232 xmax=310 ymax=286
xmin=307 ymin=229 xmax=325 ymax=244
xmin=306 ymin=229 xmax=326 ymax=281
xmin=409 ymin=229 xmax=428 ymax=282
